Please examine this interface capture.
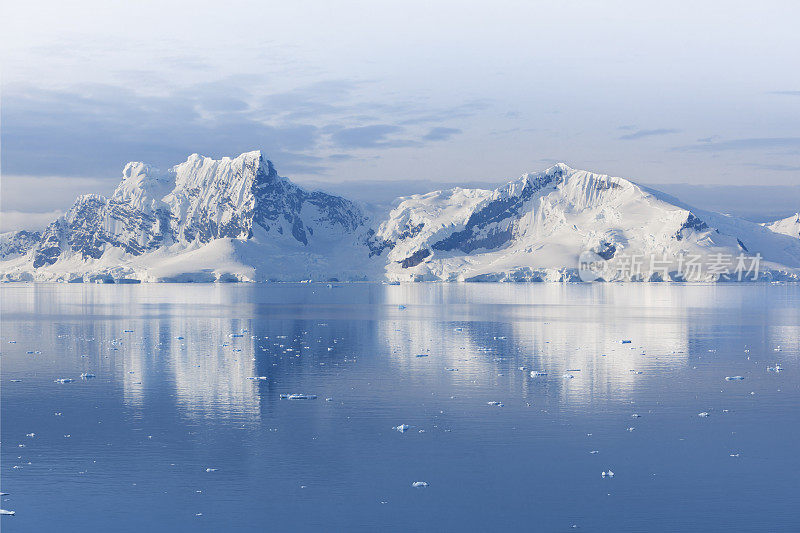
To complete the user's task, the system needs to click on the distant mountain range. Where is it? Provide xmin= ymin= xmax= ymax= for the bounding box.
xmin=2 ymin=151 xmax=799 ymax=282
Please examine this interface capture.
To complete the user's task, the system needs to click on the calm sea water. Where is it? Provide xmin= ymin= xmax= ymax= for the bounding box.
xmin=1 ymin=283 xmax=799 ymax=532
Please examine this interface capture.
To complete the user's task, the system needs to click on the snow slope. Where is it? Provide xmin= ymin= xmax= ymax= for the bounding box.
xmin=2 ymin=156 xmax=799 ymax=283
xmin=764 ymin=213 xmax=800 ymax=240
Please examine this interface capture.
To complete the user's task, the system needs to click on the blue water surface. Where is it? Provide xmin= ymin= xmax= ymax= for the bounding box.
xmin=1 ymin=283 xmax=799 ymax=532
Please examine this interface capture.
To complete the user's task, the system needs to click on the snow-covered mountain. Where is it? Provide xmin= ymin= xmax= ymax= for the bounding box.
xmin=2 ymin=154 xmax=799 ymax=282
xmin=0 ymin=151 xmax=378 ymax=282
xmin=764 ymin=213 xmax=800 ymax=240
xmin=375 ymin=164 xmax=800 ymax=282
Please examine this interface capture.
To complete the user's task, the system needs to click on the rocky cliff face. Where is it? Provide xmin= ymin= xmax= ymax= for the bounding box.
xmin=3 ymin=155 xmax=800 ymax=282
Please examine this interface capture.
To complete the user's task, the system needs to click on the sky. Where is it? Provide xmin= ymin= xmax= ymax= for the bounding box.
xmin=2 ymin=0 xmax=800 ymax=230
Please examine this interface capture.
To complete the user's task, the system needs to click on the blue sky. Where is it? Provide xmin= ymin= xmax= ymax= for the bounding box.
xmin=2 ymin=0 xmax=799 ymax=228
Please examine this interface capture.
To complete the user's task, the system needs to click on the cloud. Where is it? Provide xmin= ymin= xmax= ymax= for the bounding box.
xmin=1 ymin=84 xmax=323 ymax=178
xmin=618 ymin=128 xmax=680 ymax=140
xmin=745 ymin=163 xmax=800 ymax=172
xmin=0 ymin=210 xmax=63 ymax=233
xmin=422 ymin=127 xmax=462 ymax=141
xmin=330 ymin=125 xmax=419 ymax=149
xmin=673 ymin=137 xmax=800 ymax=152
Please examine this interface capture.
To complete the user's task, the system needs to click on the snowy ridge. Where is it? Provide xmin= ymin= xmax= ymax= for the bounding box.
xmin=764 ymin=213 xmax=800 ymax=240
xmin=2 ymin=154 xmax=800 ymax=282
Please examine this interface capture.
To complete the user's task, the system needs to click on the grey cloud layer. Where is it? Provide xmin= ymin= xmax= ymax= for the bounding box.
xmin=1 ymin=79 xmax=476 ymax=179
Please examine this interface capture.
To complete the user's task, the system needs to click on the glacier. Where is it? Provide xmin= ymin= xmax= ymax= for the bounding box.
xmin=2 ymin=152 xmax=799 ymax=283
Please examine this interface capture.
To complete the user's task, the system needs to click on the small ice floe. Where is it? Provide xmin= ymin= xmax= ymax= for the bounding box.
xmin=487 ymin=401 xmax=504 ymax=407
xmin=529 ymin=371 xmax=547 ymax=377
xmin=247 ymin=376 xmax=267 ymax=381
xmin=393 ymin=424 xmax=410 ymax=433
xmin=767 ymin=364 xmax=783 ymax=372
xmin=725 ymin=376 xmax=745 ymax=381
xmin=601 ymin=470 xmax=615 ymax=478
xmin=411 ymin=481 xmax=429 ymax=488
xmin=54 ymin=378 xmax=74 ymax=384
xmin=698 ymin=412 xmax=710 ymax=417
xmin=205 ymin=468 xmax=217 ymax=472
xmin=279 ymin=393 xmax=318 ymax=400
xmin=0 ymin=509 xmax=15 ymax=516
xmin=80 ymin=373 xmax=96 ymax=379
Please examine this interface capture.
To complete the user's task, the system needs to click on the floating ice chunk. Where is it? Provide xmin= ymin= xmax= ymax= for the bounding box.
xmin=698 ymin=412 xmax=710 ymax=417
xmin=393 ymin=424 xmax=410 ymax=433
xmin=54 ymin=378 xmax=74 ymax=384
xmin=725 ymin=376 xmax=745 ymax=381
xmin=280 ymin=393 xmax=318 ymax=400
xmin=529 ymin=371 xmax=547 ymax=377
xmin=0 ymin=509 xmax=15 ymax=515
xmin=486 ymin=401 xmax=504 ymax=407
xmin=411 ymin=481 xmax=428 ymax=488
